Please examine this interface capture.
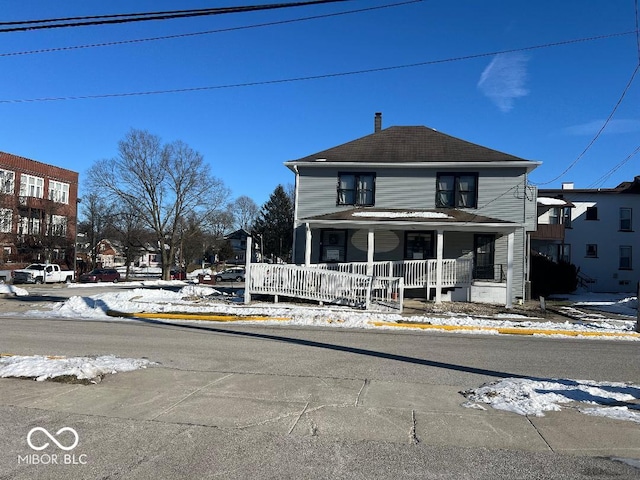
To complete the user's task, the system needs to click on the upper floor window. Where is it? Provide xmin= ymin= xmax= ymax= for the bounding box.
xmin=585 ymin=206 xmax=598 ymax=220
xmin=49 ymin=180 xmax=69 ymax=204
xmin=0 ymin=208 xmax=11 ymax=233
xmin=19 ymin=174 xmax=44 ymax=198
xmin=619 ymin=245 xmax=632 ymax=270
xmin=548 ymin=208 xmax=560 ymax=225
xmin=436 ymin=173 xmax=477 ymax=208
xmin=620 ymin=207 xmax=632 ymax=231
xmin=586 ymin=244 xmax=598 ymax=258
xmin=0 ymin=169 xmax=15 ymax=195
xmin=337 ymin=173 xmax=375 ymax=206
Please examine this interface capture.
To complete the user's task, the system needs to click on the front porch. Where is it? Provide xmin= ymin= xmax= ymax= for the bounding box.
xmin=295 ymin=216 xmax=521 ymax=308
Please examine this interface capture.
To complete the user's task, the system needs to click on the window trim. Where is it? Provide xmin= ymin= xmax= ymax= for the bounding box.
xmin=435 ymin=172 xmax=478 ymax=209
xmin=336 ymin=172 xmax=376 ymax=207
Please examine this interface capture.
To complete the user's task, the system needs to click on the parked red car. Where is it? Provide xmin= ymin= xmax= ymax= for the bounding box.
xmin=79 ymin=268 xmax=121 ymax=283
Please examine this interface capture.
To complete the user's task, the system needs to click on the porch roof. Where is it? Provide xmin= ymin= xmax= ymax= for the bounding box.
xmin=301 ymin=208 xmax=519 ymax=232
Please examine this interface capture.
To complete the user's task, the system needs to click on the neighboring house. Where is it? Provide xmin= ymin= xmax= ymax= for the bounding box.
xmin=224 ymin=228 xmax=251 ymax=264
xmin=285 ymin=114 xmax=540 ymax=306
xmin=95 ymin=239 xmax=125 ymax=268
xmin=0 ymin=151 xmax=78 ymax=268
xmin=538 ymin=178 xmax=640 ymax=293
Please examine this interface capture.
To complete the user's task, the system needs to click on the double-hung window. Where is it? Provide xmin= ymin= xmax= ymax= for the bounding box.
xmin=337 ymin=173 xmax=375 ymax=206
xmin=436 ymin=173 xmax=477 ymax=208
xmin=620 ymin=208 xmax=632 ymax=231
xmin=619 ymin=246 xmax=632 ymax=270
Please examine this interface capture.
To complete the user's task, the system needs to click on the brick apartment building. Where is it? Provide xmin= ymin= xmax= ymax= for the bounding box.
xmin=0 ymin=151 xmax=79 ymax=269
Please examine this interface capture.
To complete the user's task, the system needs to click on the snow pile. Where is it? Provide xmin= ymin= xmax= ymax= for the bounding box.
xmin=0 ymin=284 xmax=29 ymax=296
xmin=0 ymin=354 xmax=154 ymax=382
xmin=462 ymin=377 xmax=640 ymax=423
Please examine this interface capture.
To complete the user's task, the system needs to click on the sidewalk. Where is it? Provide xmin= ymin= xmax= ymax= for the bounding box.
xmin=2 ymin=366 xmax=639 ymax=460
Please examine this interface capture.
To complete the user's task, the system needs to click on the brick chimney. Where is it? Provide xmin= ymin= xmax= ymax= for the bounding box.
xmin=374 ymin=112 xmax=382 ymax=132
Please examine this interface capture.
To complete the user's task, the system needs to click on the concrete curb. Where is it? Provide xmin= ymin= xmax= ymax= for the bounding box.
xmin=106 ymin=310 xmax=291 ymax=322
xmin=369 ymin=321 xmax=640 ymax=338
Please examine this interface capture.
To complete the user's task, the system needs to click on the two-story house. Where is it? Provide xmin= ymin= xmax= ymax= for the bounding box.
xmin=0 ymin=151 xmax=78 ymax=268
xmin=539 ymin=178 xmax=639 ymax=293
xmin=285 ymin=114 xmax=540 ymax=306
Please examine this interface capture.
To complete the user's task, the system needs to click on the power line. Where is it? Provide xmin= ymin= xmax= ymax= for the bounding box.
xmin=0 ymin=0 xmax=349 ymax=33
xmin=0 ymin=1 xmax=421 ymax=58
xmin=0 ymin=30 xmax=633 ymax=104
xmin=532 ymin=63 xmax=640 ymax=186
xmin=587 ymin=144 xmax=640 ymax=188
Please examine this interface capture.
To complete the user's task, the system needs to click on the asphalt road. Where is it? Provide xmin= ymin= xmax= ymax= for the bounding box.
xmin=1 ymin=285 xmax=639 ymax=479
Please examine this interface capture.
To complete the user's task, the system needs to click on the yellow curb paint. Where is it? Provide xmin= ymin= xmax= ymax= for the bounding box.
xmin=369 ymin=321 xmax=640 ymax=338
xmin=107 ymin=310 xmax=291 ymax=322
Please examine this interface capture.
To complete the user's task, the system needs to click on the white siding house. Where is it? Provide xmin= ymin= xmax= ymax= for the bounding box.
xmin=539 ymin=178 xmax=640 ymax=293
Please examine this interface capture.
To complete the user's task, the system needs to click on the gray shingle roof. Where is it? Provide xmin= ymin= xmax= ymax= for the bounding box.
xmin=288 ymin=126 xmax=529 ymax=164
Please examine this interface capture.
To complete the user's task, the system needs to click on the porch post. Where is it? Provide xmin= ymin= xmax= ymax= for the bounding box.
xmin=304 ymin=223 xmax=311 ymax=267
xmin=506 ymin=231 xmax=514 ymax=308
xmin=435 ymin=229 xmax=444 ymax=304
xmin=244 ymin=236 xmax=252 ymax=304
xmin=367 ymin=229 xmax=374 ymax=276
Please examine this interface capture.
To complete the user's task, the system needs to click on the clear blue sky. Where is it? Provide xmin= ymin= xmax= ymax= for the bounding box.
xmin=1 ymin=0 xmax=638 ymax=206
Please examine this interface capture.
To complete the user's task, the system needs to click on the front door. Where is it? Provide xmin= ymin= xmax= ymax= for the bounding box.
xmin=474 ymin=234 xmax=495 ymax=280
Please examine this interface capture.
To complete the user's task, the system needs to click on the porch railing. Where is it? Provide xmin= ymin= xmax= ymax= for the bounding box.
xmin=247 ymin=263 xmax=403 ymax=312
xmin=315 ymin=258 xmax=473 ymax=289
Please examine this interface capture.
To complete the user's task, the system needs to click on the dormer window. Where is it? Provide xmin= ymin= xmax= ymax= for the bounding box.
xmin=436 ymin=173 xmax=478 ymax=208
xmin=337 ymin=173 xmax=375 ymax=206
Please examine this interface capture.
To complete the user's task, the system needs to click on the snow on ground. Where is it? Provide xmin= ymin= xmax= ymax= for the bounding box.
xmin=462 ymin=377 xmax=640 ymax=424
xmin=0 ymin=354 xmax=153 ymax=382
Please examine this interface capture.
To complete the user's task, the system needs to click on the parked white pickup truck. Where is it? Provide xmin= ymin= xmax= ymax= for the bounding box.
xmin=12 ymin=264 xmax=75 ymax=284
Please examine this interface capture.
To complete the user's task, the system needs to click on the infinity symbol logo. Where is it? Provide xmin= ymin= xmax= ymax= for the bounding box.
xmin=27 ymin=427 xmax=79 ymax=451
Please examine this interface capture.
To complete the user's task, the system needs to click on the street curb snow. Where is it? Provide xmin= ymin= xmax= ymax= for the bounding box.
xmin=369 ymin=321 xmax=640 ymax=338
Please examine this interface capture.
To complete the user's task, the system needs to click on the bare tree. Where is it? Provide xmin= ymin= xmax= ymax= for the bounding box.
xmin=231 ymin=195 xmax=258 ymax=231
xmin=78 ymin=192 xmax=112 ymax=270
xmin=88 ymin=129 xmax=229 ymax=280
